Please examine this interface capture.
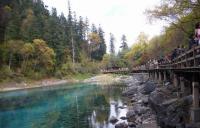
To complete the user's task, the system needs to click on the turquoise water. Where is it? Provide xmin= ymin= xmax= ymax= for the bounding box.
xmin=0 ymin=83 xmax=128 ymax=128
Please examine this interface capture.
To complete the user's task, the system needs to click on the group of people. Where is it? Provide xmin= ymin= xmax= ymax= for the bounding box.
xmin=146 ymin=45 xmax=186 ymax=69
xmin=158 ymin=22 xmax=200 ymax=64
xmin=170 ymin=45 xmax=186 ymax=61
xmin=136 ymin=22 xmax=200 ymax=70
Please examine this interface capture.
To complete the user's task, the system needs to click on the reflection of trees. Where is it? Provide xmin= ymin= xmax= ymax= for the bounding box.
xmin=93 ymin=94 xmax=109 ymax=123
xmin=31 ymin=111 xmax=60 ymax=128
xmin=0 ymin=84 xmax=124 ymax=128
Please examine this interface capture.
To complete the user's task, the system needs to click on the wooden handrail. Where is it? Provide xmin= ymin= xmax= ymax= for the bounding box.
xmin=157 ymin=46 xmax=200 ymax=69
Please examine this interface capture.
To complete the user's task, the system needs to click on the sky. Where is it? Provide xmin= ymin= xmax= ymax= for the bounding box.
xmin=43 ymin=0 xmax=165 ymax=52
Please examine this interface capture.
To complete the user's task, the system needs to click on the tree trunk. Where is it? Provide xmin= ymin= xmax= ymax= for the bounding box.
xmin=8 ymin=53 xmax=12 ymax=69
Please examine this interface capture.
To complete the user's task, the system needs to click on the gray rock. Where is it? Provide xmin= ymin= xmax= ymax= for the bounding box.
xmin=126 ymin=110 xmax=136 ymax=118
xmin=123 ymin=102 xmax=128 ymax=105
xmin=126 ymin=110 xmax=136 ymax=122
xmin=149 ymin=89 xmax=192 ymax=128
xmin=131 ymin=98 xmax=136 ymax=103
xmin=115 ymin=122 xmax=128 ymax=128
xmin=120 ymin=116 xmax=127 ymax=120
xmin=118 ymin=106 xmax=126 ymax=109
xmin=128 ymin=122 xmax=136 ymax=127
xmin=122 ymin=86 xmax=138 ymax=96
xmin=142 ymin=97 xmax=149 ymax=106
xmin=149 ymin=90 xmax=165 ymax=110
xmin=140 ymin=82 xmax=156 ymax=95
xmin=109 ymin=116 xmax=118 ymax=124
xmin=137 ymin=107 xmax=150 ymax=115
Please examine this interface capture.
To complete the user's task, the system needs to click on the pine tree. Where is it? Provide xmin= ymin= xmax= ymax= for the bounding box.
xmin=109 ymin=33 xmax=115 ymax=55
xmin=97 ymin=25 xmax=106 ymax=60
xmin=67 ymin=0 xmax=75 ymax=64
xmin=91 ymin=24 xmax=97 ymax=33
xmin=120 ymin=34 xmax=128 ymax=51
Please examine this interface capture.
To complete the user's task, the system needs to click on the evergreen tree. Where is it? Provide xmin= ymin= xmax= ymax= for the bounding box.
xmin=0 ymin=0 xmax=109 ymax=79
xmin=109 ymin=33 xmax=115 ymax=55
xmin=97 ymin=26 xmax=106 ymax=60
xmin=0 ymin=1 xmax=12 ymax=42
xmin=91 ymin=24 xmax=97 ymax=33
xmin=120 ymin=34 xmax=128 ymax=51
xmin=67 ymin=1 xmax=75 ymax=64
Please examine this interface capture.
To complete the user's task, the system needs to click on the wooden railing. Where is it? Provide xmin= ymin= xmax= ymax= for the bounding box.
xmin=103 ymin=46 xmax=200 ymax=73
xmin=101 ymin=68 xmax=129 ymax=74
xmin=132 ymin=45 xmax=200 ymax=71
xmin=159 ymin=45 xmax=200 ymax=69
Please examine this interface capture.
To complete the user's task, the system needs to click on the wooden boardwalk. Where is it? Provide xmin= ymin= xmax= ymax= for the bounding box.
xmin=102 ymin=45 xmax=200 ymax=124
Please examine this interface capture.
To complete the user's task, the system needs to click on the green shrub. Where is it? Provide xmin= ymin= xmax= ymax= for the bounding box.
xmin=0 ymin=65 xmax=13 ymax=80
xmin=61 ymin=63 xmax=76 ymax=75
xmin=30 ymin=72 xmax=43 ymax=80
xmin=54 ymin=70 xmax=63 ymax=79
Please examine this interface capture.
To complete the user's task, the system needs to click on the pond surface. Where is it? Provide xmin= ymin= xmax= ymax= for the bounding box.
xmin=0 ymin=83 xmax=128 ymax=128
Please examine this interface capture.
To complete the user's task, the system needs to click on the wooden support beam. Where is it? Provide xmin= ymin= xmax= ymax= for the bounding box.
xmin=192 ymin=81 xmax=199 ymax=108
xmin=180 ymin=76 xmax=186 ymax=97
xmin=163 ymin=71 xmax=167 ymax=82
xmin=158 ymin=72 xmax=163 ymax=84
xmin=191 ymin=80 xmax=200 ymax=123
xmin=173 ymin=73 xmax=179 ymax=87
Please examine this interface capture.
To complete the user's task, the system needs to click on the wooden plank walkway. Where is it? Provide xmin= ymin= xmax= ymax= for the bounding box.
xmin=102 ymin=45 xmax=200 ymax=74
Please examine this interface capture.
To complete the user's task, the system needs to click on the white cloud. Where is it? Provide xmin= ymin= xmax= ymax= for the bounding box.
xmin=43 ymin=0 xmax=164 ymax=52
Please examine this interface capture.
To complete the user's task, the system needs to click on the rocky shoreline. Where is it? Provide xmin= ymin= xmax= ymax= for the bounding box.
xmin=109 ymin=73 xmax=200 ymax=128
xmin=120 ymin=73 xmax=159 ymax=128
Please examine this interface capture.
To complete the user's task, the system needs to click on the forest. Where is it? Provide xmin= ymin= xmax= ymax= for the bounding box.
xmin=1 ymin=0 xmax=200 ymax=82
xmin=0 ymin=0 xmax=129 ymax=82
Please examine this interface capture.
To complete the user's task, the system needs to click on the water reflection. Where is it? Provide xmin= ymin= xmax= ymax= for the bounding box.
xmin=0 ymin=83 xmax=128 ymax=128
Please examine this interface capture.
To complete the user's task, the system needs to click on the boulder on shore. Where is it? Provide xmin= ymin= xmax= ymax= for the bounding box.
xmin=120 ymin=116 xmax=127 ymax=120
xmin=122 ymin=86 xmax=138 ymax=97
xmin=139 ymin=81 xmax=156 ymax=95
xmin=109 ymin=116 xmax=118 ymax=124
xmin=149 ymin=87 xmax=192 ymax=128
xmin=128 ymin=122 xmax=136 ymax=127
xmin=115 ymin=122 xmax=128 ymax=128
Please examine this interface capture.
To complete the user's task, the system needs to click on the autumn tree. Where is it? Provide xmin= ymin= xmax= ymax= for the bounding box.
xmin=145 ymin=0 xmax=200 ymax=35
xmin=32 ymin=39 xmax=55 ymax=72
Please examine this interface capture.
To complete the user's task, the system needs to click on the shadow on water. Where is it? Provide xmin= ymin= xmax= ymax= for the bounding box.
xmin=0 ymin=83 xmax=128 ymax=128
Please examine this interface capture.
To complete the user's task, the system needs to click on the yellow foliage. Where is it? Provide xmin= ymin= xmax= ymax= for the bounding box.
xmin=88 ymin=32 xmax=100 ymax=44
xmin=33 ymin=39 xmax=56 ymax=71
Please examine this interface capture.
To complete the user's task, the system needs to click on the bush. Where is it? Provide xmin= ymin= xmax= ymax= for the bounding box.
xmin=61 ymin=63 xmax=76 ymax=75
xmin=30 ymin=72 xmax=43 ymax=80
xmin=0 ymin=65 xmax=13 ymax=80
xmin=54 ymin=70 xmax=63 ymax=79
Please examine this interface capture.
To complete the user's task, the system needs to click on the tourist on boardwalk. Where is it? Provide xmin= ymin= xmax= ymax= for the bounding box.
xmin=195 ymin=22 xmax=200 ymax=45
xmin=180 ymin=45 xmax=185 ymax=53
xmin=188 ymin=34 xmax=197 ymax=49
xmin=171 ymin=47 xmax=178 ymax=60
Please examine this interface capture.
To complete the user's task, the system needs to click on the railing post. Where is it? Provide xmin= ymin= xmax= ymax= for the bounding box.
xmin=186 ymin=51 xmax=189 ymax=67
xmin=193 ymin=48 xmax=197 ymax=67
